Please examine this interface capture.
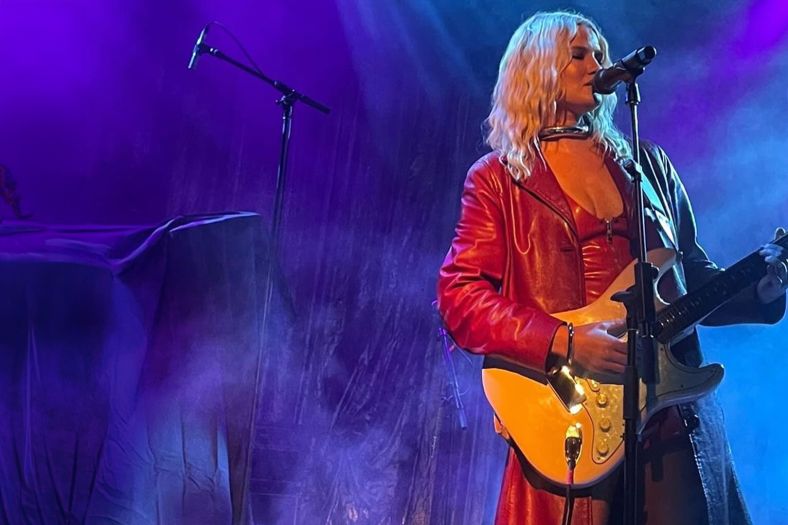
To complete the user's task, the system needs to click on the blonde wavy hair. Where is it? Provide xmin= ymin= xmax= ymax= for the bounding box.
xmin=486 ymin=11 xmax=631 ymax=180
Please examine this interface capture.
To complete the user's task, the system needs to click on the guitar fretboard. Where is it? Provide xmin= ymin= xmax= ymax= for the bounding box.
xmin=654 ymin=234 xmax=787 ymax=342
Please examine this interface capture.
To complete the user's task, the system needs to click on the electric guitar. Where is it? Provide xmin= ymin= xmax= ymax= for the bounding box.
xmin=482 ymin=233 xmax=787 ymax=488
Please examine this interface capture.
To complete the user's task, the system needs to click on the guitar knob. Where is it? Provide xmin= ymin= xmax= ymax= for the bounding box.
xmin=596 ymin=393 xmax=608 ymax=407
xmin=597 ymin=442 xmax=609 ymax=457
xmin=599 ymin=417 xmax=611 ymax=432
xmin=588 ymin=380 xmax=600 ymax=392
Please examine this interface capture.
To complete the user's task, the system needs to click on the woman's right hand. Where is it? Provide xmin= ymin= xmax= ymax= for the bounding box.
xmin=573 ymin=320 xmax=628 ymax=379
xmin=552 ymin=320 xmax=627 ymax=379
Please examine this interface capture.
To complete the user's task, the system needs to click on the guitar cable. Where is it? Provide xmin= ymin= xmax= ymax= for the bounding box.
xmin=561 ymin=424 xmax=583 ymax=525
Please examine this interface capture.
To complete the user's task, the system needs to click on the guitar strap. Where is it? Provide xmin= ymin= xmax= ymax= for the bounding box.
xmin=621 ymin=150 xmax=679 ymax=251
xmin=626 ymin=148 xmax=690 ymax=298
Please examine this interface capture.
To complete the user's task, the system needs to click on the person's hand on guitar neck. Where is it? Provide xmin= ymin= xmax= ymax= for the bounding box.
xmin=757 ymin=227 xmax=788 ymax=304
xmin=549 ymin=320 xmax=627 ymax=381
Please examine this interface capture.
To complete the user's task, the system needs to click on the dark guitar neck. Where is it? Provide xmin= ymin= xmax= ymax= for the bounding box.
xmin=654 ymin=234 xmax=788 ymax=343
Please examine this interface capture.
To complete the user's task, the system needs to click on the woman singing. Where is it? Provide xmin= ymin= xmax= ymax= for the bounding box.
xmin=437 ymin=10 xmax=787 ymax=525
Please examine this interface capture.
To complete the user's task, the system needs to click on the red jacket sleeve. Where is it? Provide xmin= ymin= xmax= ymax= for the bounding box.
xmin=436 ymin=159 xmax=564 ymax=372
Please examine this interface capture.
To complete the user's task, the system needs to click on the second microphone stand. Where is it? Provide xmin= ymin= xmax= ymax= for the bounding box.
xmin=191 ymin=34 xmax=331 ymax=525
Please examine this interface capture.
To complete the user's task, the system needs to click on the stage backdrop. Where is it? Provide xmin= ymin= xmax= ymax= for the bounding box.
xmin=1 ymin=0 xmax=787 ymax=523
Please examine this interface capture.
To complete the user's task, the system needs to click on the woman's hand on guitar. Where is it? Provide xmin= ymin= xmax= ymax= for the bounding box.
xmin=572 ymin=320 xmax=628 ymax=379
xmin=756 ymin=227 xmax=788 ymax=304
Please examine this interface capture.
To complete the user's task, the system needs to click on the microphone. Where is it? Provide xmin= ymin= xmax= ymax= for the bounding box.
xmin=592 ymin=45 xmax=657 ymax=94
xmin=187 ymin=24 xmax=210 ymax=70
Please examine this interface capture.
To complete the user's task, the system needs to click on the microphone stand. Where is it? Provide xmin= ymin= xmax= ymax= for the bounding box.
xmin=191 ymin=40 xmax=330 ymax=525
xmin=432 ymin=302 xmax=468 ymax=430
xmin=614 ymin=73 xmax=659 ymax=525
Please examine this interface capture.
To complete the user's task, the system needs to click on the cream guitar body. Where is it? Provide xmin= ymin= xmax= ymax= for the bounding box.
xmin=481 ymin=247 xmax=726 ymax=488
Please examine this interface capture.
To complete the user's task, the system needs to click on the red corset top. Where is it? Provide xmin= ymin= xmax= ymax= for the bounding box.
xmin=563 ymin=162 xmax=634 ymax=305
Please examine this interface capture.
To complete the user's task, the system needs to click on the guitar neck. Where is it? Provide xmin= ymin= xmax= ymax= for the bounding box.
xmin=654 ymin=234 xmax=787 ymax=343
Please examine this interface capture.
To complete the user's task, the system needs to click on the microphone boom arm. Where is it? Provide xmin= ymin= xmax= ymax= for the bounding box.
xmin=193 ymin=42 xmax=330 ymax=114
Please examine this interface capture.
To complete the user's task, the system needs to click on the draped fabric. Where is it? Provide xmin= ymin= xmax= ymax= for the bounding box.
xmin=0 ymin=213 xmax=278 ymax=524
